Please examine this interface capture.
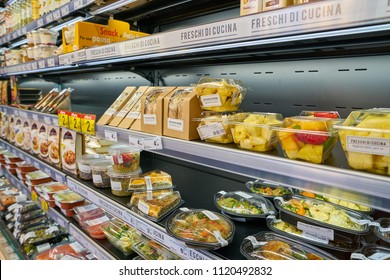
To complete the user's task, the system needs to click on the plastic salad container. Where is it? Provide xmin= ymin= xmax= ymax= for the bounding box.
xmin=214 ymin=191 xmax=275 ymax=220
xmin=108 ymin=167 xmax=141 ymax=196
xmin=334 ymin=108 xmax=390 ymax=175
xmin=90 ymin=160 xmax=112 ymax=188
xmin=132 ymin=237 xmax=181 ymax=260
xmin=74 ymin=204 xmax=105 ymax=225
xmin=128 ymin=170 xmax=173 ymax=191
xmin=266 ymin=215 xmax=364 ymax=258
xmin=4 ymin=153 xmax=23 ymax=163
xmin=246 ymin=179 xmax=292 ymax=199
xmin=230 ymin=112 xmax=283 ymax=152
xmin=276 ymin=116 xmax=338 ymax=164
xmin=101 ymin=219 xmax=141 ymax=255
xmin=129 ymin=190 xmax=183 ymax=222
xmin=77 ymin=154 xmax=106 ymax=180
xmin=38 ymin=29 xmax=58 ymax=45
xmin=83 ymin=215 xmax=110 ymax=239
xmin=274 ymin=194 xmax=372 ymax=238
xmin=300 ymin=111 xmax=340 ymax=119
xmin=372 ymin=218 xmax=390 ymax=246
xmin=108 ymin=144 xmax=141 ymax=173
xmin=34 ymin=241 xmax=91 ymax=260
xmin=166 ymin=208 xmax=235 ymax=250
xmin=53 ymin=190 xmax=85 ymax=210
xmin=41 ymin=182 xmax=69 ymax=201
xmin=25 ymin=170 xmax=53 ymax=186
xmin=351 ymin=244 xmax=390 ymax=260
xmin=195 ymin=111 xmax=245 ymax=144
xmin=195 ymin=77 xmax=246 ymax=112
xmin=296 ymin=189 xmax=374 ymax=214
xmin=240 ymin=231 xmax=337 ymax=260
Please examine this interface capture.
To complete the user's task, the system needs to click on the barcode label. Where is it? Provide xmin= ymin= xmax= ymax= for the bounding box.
xmin=138 ymin=200 xmax=150 ymax=215
xmin=167 ymin=118 xmax=184 ymax=132
xmin=298 ymin=222 xmax=334 ymax=241
xmin=143 ymin=114 xmax=157 ymax=125
xmin=110 ymin=180 xmax=122 ymax=191
xmin=92 ymin=174 xmax=102 ymax=183
xmin=202 ymin=210 xmax=220 ymax=221
xmin=346 ymin=136 xmax=390 ymax=156
xmin=70 ymin=242 xmax=85 ymax=253
xmin=200 ymin=94 xmax=222 ymax=107
xmin=235 ymin=191 xmax=252 ymax=199
xmin=197 ymin=123 xmax=226 ymax=140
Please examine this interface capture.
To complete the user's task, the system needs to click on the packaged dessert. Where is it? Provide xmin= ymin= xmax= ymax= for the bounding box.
xmin=276 ymin=116 xmax=338 ymax=164
xmin=166 ymin=208 xmax=235 ymax=250
xmin=108 ymin=167 xmax=142 ymax=196
xmin=97 ymin=87 xmax=137 ymax=125
xmin=240 ymin=232 xmax=337 ymax=260
xmin=76 ymin=154 xmax=105 ymax=180
xmin=195 ymin=111 xmax=245 ymax=144
xmin=246 ymin=179 xmax=292 ymax=199
xmin=108 ymin=144 xmax=141 ymax=173
xmin=129 ymin=191 xmax=183 ymax=221
xmin=37 ymin=123 xmax=49 ymax=161
xmin=128 ymin=170 xmax=173 ymax=192
xmin=102 ymin=219 xmax=141 ymax=255
xmin=90 ymin=160 xmax=112 ymax=188
xmin=14 ymin=117 xmax=23 ymax=147
xmin=230 ymin=112 xmax=283 ymax=152
xmin=334 ymin=108 xmax=390 ymax=175
xmin=163 ymin=87 xmax=202 ymax=140
xmin=53 ymin=190 xmax=85 ymax=210
xmin=47 ymin=126 xmax=61 ymax=168
xmin=141 ymin=87 xmax=176 ymax=135
xmin=22 ymin=119 xmax=31 ymax=151
xmin=83 ymin=215 xmax=110 ymax=239
xmin=60 ymin=128 xmax=83 ymax=175
xmin=30 ymin=121 xmax=40 ymax=155
xmin=132 ymin=237 xmax=180 ymax=260
xmin=195 ymin=77 xmax=246 ymax=112
xmin=26 ymin=171 xmax=52 ymax=186
xmin=38 ymin=29 xmax=58 ymax=46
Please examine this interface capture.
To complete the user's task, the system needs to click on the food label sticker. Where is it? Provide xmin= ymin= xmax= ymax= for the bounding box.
xmin=346 ymin=136 xmax=390 ymax=156
xmin=117 ymin=155 xmax=124 ymax=164
xmin=70 ymin=242 xmax=85 ymax=253
xmin=104 ymin=108 xmax=117 ymax=116
xmin=104 ymin=130 xmax=118 ymax=142
xmin=213 ymin=230 xmax=228 ymax=247
xmin=21 ymin=231 xmax=36 ymax=243
xmin=202 ymin=210 xmax=220 ymax=221
xmin=143 ymin=137 xmax=163 ymax=150
xmin=32 ymin=114 xmax=39 ymax=122
xmin=77 ymin=204 xmax=98 ymax=213
xmin=15 ymin=195 xmax=27 ymax=203
xmin=297 ymin=221 xmax=334 ymax=241
xmin=368 ymin=252 xmax=390 ymax=260
xmin=301 ymin=231 xmax=329 ymax=245
xmin=5 ymin=213 xmax=13 ymax=220
xmin=92 ymin=174 xmax=103 ymax=184
xmin=350 ymin=253 xmax=368 ymax=260
xmin=180 ymin=207 xmax=190 ymax=212
xmin=127 ymin=111 xmax=141 ymax=119
xmin=144 ymin=176 xmax=153 ymax=190
xmin=36 ymin=242 xmax=51 ymax=254
xmin=46 ymin=226 xmax=59 ymax=235
xmin=78 ymin=163 xmax=91 ymax=173
xmin=167 ymin=118 xmax=184 ymax=132
xmin=86 ymin=215 xmax=109 ymax=226
xmin=129 ymin=136 xmax=144 ymax=149
xmin=197 ymin=123 xmax=226 ymax=140
xmin=115 ymin=111 xmax=127 ymax=118
xmin=8 ymin=203 xmax=21 ymax=211
xmin=110 ymin=180 xmax=122 ymax=191
xmin=235 ymin=191 xmax=252 ymax=199
xmin=8 ymin=223 xmax=13 ymax=229
xmin=146 ymin=191 xmax=153 ymax=201
xmin=200 ymin=94 xmax=222 ymax=107
xmin=138 ymin=200 xmax=150 ymax=215
xmin=260 ymin=203 xmax=269 ymax=214
xmin=143 ymin=114 xmax=157 ymax=125
xmin=245 ymin=236 xmax=267 ymax=248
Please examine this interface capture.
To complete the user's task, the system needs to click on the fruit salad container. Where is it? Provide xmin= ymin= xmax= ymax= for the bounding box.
xmin=300 ymin=111 xmax=340 ymax=119
xmin=214 ymin=190 xmax=276 ymax=221
xmin=109 ymin=145 xmax=141 ymax=173
xmin=77 ymin=154 xmax=106 ymax=180
xmin=108 ymin=167 xmax=142 ymax=196
xmin=245 ymin=179 xmax=292 ymax=199
xmin=195 ymin=77 xmax=246 ymax=112
xmin=230 ymin=112 xmax=283 ymax=152
xmin=132 ymin=237 xmax=181 ymax=260
xmin=53 ymin=190 xmax=85 ymax=210
xmin=276 ymin=116 xmax=338 ymax=164
xmin=194 ymin=111 xmax=245 ymax=144
xmin=333 ymin=108 xmax=390 ymax=175
xmin=90 ymin=160 xmax=112 ymax=188
xmin=240 ymin=231 xmax=337 ymax=260
xmin=371 ymin=218 xmax=390 ymax=247
xmin=128 ymin=170 xmax=173 ymax=192
xmin=25 ymin=170 xmax=53 ymax=186
xmin=351 ymin=244 xmax=390 ymax=260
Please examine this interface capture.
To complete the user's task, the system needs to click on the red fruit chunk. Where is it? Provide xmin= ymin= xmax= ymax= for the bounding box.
xmin=313 ymin=112 xmax=339 ymax=118
xmin=121 ymin=153 xmax=133 ymax=163
xmin=295 ymin=133 xmax=329 ymax=145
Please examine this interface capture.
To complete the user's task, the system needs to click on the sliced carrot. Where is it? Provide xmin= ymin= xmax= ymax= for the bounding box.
xmin=302 ymin=191 xmax=316 ymax=198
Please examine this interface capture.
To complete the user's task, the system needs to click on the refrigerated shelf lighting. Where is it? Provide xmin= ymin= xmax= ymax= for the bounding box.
xmin=10 ymin=39 xmax=27 ymax=48
xmin=91 ymin=0 xmax=137 ymax=15
xmin=51 ymin=16 xmax=86 ymax=31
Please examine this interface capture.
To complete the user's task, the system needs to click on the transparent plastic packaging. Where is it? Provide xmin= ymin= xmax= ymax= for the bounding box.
xmin=246 ymin=179 xmax=292 ymax=199
xmin=77 ymin=154 xmax=106 ymax=180
xmin=372 ymin=218 xmax=390 ymax=246
xmin=74 ymin=204 xmax=105 ymax=224
xmin=34 ymin=241 xmax=91 ymax=260
xmin=90 ymin=160 xmax=112 ymax=188
xmin=300 ymin=111 xmax=340 ymax=119
xmin=83 ymin=215 xmax=110 ymax=239
xmin=25 ymin=170 xmax=52 ymax=185
xmin=41 ymin=182 xmax=69 ymax=201
xmin=132 ymin=237 xmax=181 ymax=260
xmin=128 ymin=170 xmax=173 ymax=191
xmin=53 ymin=190 xmax=85 ymax=210
xmin=351 ymin=244 xmax=390 ymax=260
xmin=108 ymin=167 xmax=141 ymax=196
xmin=108 ymin=144 xmax=141 ymax=173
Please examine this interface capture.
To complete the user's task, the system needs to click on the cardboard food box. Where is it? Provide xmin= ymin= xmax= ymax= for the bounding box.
xmin=118 ymin=97 xmax=142 ymax=131
xmin=60 ymin=128 xmax=83 ymax=175
xmin=140 ymin=87 xmax=177 ymax=135
xmin=111 ymin=86 xmax=149 ymax=128
xmin=14 ymin=117 xmax=23 ymax=148
xmin=30 ymin=120 xmax=40 ymax=155
xmin=240 ymin=0 xmax=263 ymax=16
xmin=48 ymin=126 xmax=61 ymax=169
xmin=22 ymin=119 xmax=31 ymax=152
xmin=263 ymin=0 xmax=293 ymax=11
xmin=97 ymin=86 xmax=137 ymax=125
xmin=38 ymin=123 xmax=49 ymax=162
xmin=41 ymin=88 xmax=73 ymax=114
xmin=62 ymin=19 xmax=149 ymax=54
xmin=163 ymin=87 xmax=202 ymax=140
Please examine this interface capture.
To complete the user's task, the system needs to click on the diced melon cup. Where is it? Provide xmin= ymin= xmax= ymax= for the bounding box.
xmin=276 ymin=116 xmax=338 ymax=164
xmin=230 ymin=112 xmax=283 ymax=152
xmin=334 ymin=108 xmax=390 ymax=175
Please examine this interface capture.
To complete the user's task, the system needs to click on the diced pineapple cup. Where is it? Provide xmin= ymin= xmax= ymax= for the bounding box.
xmin=276 ymin=116 xmax=338 ymax=164
xmin=195 ymin=77 xmax=246 ymax=112
xmin=334 ymin=108 xmax=390 ymax=175
xmin=230 ymin=113 xmax=283 ymax=152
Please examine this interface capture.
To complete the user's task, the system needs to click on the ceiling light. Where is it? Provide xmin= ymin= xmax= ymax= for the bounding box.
xmin=51 ymin=16 xmax=86 ymax=31
xmin=91 ymin=0 xmax=137 ymax=15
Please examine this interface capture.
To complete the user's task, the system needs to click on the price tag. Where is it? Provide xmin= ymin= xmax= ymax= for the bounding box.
xmin=168 ymin=237 xmax=188 ymax=258
xmin=53 ymin=10 xmax=61 ymax=21
xmin=40 ymin=198 xmax=49 ymax=212
xmin=74 ymin=0 xmax=83 ymax=10
xmin=44 ymin=116 xmax=51 ymax=125
xmin=38 ymin=60 xmax=46 ymax=69
xmin=47 ymin=58 xmax=56 ymax=67
xmin=143 ymin=137 xmax=163 ymax=150
xmin=58 ymin=110 xmax=69 ymax=128
xmin=297 ymin=222 xmax=334 ymax=241
xmin=61 ymin=5 xmax=70 ymax=16
xmin=32 ymin=114 xmax=39 ymax=121
xmin=37 ymin=18 xmax=44 ymax=28
xmin=31 ymin=191 xmax=39 ymax=203
xmin=69 ymin=112 xmax=81 ymax=132
xmin=25 ymin=157 xmax=32 ymax=164
xmin=21 ymin=26 xmax=27 ymax=35
xmin=197 ymin=123 xmax=225 ymax=140
xmin=45 ymin=13 xmax=54 ymax=23
xmin=44 ymin=167 xmax=52 ymax=177
xmin=81 ymin=114 xmax=96 ymax=135
xmin=55 ymin=174 xmax=63 ymax=183
xmin=104 ymin=130 xmax=117 ymax=142
xmin=33 ymin=161 xmax=40 ymax=169
xmin=129 ymin=136 xmax=144 ymax=149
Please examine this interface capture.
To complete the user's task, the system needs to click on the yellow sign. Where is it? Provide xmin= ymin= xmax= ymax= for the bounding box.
xmin=31 ymin=191 xmax=38 ymax=203
xmin=58 ymin=110 xmax=70 ymax=128
xmin=40 ymin=198 xmax=49 ymax=213
xmin=69 ymin=112 xmax=81 ymax=132
xmin=62 ymin=19 xmax=149 ymax=53
xmin=81 ymin=113 xmax=96 ymax=135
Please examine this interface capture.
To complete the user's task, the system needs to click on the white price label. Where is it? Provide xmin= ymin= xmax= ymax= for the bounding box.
xmin=5 ymin=213 xmax=13 ymax=220
xmin=197 ymin=123 xmax=226 ymax=140
xmin=143 ymin=114 xmax=157 ymax=125
xmin=8 ymin=204 xmax=22 ymax=211
xmin=32 ymin=114 xmax=39 ymax=121
xmin=104 ymin=130 xmax=117 ymax=142
xmin=21 ymin=26 xmax=27 ymax=35
xmin=53 ymin=10 xmax=61 ymax=20
xmin=297 ymin=221 xmax=334 ymax=241
xmin=7 ymin=223 xmax=13 ymax=229
xmin=19 ymin=111 xmax=28 ymax=119
xmin=202 ymin=210 xmax=220 ymax=221
xmin=36 ymin=243 xmax=51 ymax=253
xmin=138 ymin=200 xmax=150 ymax=215
xmin=143 ymin=137 xmax=163 ymax=150
xmin=85 ymin=215 xmax=109 ymax=226
xmin=127 ymin=111 xmax=141 ymax=119
xmin=47 ymin=58 xmax=56 ymax=67
xmin=368 ymin=252 xmax=390 ymax=260
xmin=45 ymin=13 xmax=53 ymax=22
xmin=110 ymin=180 xmax=122 ymax=191
xmin=129 ymin=136 xmax=144 ymax=149
xmin=31 ymin=62 xmax=38 ymax=70
xmin=76 ymin=50 xmax=87 ymax=61
xmin=168 ymin=237 xmax=188 ymax=258
xmin=92 ymin=174 xmax=102 ymax=183
xmin=74 ymin=0 xmax=83 ymax=10
xmin=38 ymin=60 xmax=45 ymax=69
xmin=70 ymin=242 xmax=85 ymax=253
xmin=46 ymin=226 xmax=59 ymax=235
xmin=235 ymin=191 xmax=252 ymax=199
xmin=144 ymin=176 xmax=153 ymax=191
xmin=44 ymin=167 xmax=52 ymax=177
xmin=346 ymin=136 xmax=390 ymax=156
xmin=213 ymin=230 xmax=228 ymax=247
xmin=167 ymin=118 xmax=184 ymax=131
xmin=15 ymin=195 xmax=27 ymax=203
xmin=200 ymin=94 xmax=222 ymax=107
xmin=61 ymin=5 xmax=70 ymax=16
xmin=55 ymin=174 xmax=63 ymax=183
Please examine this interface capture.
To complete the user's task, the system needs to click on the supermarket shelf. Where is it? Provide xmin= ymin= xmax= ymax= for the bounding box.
xmin=95 ymin=125 xmax=390 ymax=212
xmin=0 ymin=105 xmax=59 ymax=128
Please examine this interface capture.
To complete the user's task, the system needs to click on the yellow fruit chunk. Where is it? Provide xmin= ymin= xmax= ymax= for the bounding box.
xmin=356 ymin=116 xmax=390 ymax=130
xmin=300 ymin=120 xmax=326 ymax=131
xmin=232 ymin=125 xmax=246 ymax=142
xmin=281 ymin=135 xmax=300 ymax=151
xmin=285 ymin=149 xmax=298 ymax=159
xmin=347 ymin=152 xmax=373 ymax=170
xmin=296 ymin=144 xmax=324 ymax=164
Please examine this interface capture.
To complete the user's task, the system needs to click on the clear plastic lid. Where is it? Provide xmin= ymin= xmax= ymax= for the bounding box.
xmin=214 ymin=191 xmax=275 ymax=218
xmin=193 ymin=111 xmax=245 ymax=122
xmin=229 ymin=112 xmax=283 ymax=126
xmin=41 ymin=183 xmax=69 ymax=194
xmin=132 ymin=237 xmax=181 ymax=260
xmin=246 ymin=179 xmax=292 ymax=198
xmin=240 ymin=232 xmax=337 ymax=260
xmin=372 ymin=218 xmax=390 ymax=244
xmin=73 ymin=204 xmax=105 ymax=222
xmin=90 ymin=159 xmax=112 ymax=171
xmin=128 ymin=170 xmax=173 ymax=191
xmin=25 ymin=170 xmax=50 ymax=181
xmin=278 ymin=116 xmax=337 ymax=133
xmin=108 ymin=144 xmax=141 ymax=155
xmin=165 ymin=208 xmax=235 ymax=249
xmin=351 ymin=244 xmax=390 ymax=260
xmin=77 ymin=154 xmax=106 ymax=165
xmin=334 ymin=108 xmax=390 ymax=132
xmin=108 ymin=167 xmax=142 ymax=178
xmin=300 ymin=111 xmax=340 ymax=119
xmin=53 ymin=190 xmax=85 ymax=204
